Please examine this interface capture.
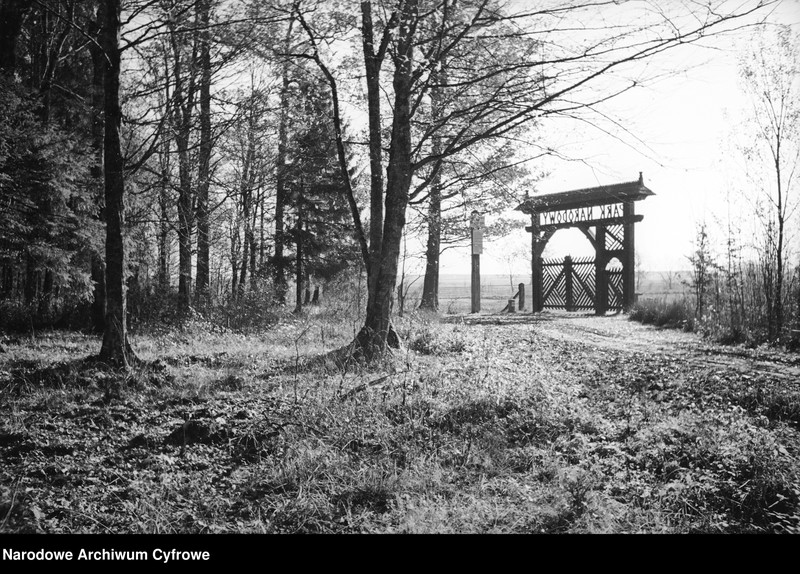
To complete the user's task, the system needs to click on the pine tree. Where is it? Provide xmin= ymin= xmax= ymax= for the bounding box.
xmin=283 ymin=75 xmax=359 ymax=312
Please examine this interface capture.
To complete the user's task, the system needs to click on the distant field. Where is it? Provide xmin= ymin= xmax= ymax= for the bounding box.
xmin=402 ymin=272 xmax=691 ymax=313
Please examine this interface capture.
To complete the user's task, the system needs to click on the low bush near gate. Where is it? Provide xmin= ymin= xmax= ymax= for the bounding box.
xmin=629 ymin=298 xmax=694 ymax=331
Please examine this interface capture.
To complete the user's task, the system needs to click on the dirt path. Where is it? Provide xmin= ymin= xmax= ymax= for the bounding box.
xmin=457 ymin=311 xmax=800 ymax=383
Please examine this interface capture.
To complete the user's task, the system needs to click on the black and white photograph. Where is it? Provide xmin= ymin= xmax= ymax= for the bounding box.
xmin=0 ymin=0 xmax=799 ymax=547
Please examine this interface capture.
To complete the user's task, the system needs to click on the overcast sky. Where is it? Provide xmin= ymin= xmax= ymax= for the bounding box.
xmin=430 ymin=0 xmax=800 ymax=277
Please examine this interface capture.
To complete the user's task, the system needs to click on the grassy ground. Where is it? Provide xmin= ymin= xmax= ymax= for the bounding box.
xmin=1 ymin=310 xmax=798 ymax=533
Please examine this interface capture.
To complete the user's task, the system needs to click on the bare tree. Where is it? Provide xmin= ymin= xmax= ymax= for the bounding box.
xmin=99 ymin=0 xmax=136 ymax=366
xmin=195 ymin=0 xmax=213 ymax=306
xmin=292 ymin=0 xmax=774 ymax=359
xmin=739 ymin=24 xmax=800 ymax=341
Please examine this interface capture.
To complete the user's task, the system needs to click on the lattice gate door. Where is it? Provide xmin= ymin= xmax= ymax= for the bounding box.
xmin=540 ymin=256 xmax=625 ymax=312
xmin=607 ymin=267 xmax=624 ymax=311
xmin=541 ymin=256 xmax=596 ymax=311
xmin=604 ymin=224 xmax=625 ymax=311
xmin=541 ymin=258 xmax=567 ymax=309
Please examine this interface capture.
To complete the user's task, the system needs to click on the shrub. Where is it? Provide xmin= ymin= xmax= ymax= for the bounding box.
xmin=629 ymin=298 xmax=693 ymax=331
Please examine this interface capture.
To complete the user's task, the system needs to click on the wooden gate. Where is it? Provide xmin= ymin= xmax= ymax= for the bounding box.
xmin=520 ymin=174 xmax=654 ymax=313
xmin=541 ymin=256 xmax=623 ymax=311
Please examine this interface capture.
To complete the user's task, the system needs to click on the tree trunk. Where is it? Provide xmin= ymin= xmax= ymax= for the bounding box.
xmin=420 ymin=184 xmax=441 ymax=310
xmin=0 ymin=0 xmax=30 ymax=73
xmin=249 ymin=190 xmax=259 ymax=293
xmin=89 ymin=6 xmax=106 ymax=331
xmin=170 ymin=17 xmax=197 ymax=313
xmin=361 ymin=1 xmax=386 ymax=305
xmin=273 ymin=19 xmax=293 ymax=304
xmin=195 ymin=0 xmax=212 ymax=307
xmin=99 ymin=0 xmax=135 ymax=367
xmin=157 ymin=143 xmax=171 ymax=294
xmin=176 ymin=147 xmax=193 ymax=312
xmin=356 ymin=0 xmax=417 ymax=355
xmin=24 ymin=256 xmax=37 ymax=305
xmin=230 ymin=247 xmax=239 ymax=297
xmin=238 ymin=227 xmax=249 ymax=299
xmin=420 ymin=60 xmax=446 ymax=311
xmin=294 ymin=217 xmax=303 ymax=314
xmin=237 ymin=113 xmax=256 ymax=300
xmin=774 ymin=150 xmax=783 ymax=341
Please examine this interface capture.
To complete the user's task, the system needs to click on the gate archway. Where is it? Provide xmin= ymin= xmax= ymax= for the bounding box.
xmin=517 ymin=173 xmax=654 ymax=314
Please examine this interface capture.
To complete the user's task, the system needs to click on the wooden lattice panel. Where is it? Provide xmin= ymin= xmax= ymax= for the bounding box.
xmin=570 ymin=258 xmax=596 ymax=310
xmin=607 ymin=268 xmax=624 ymax=310
xmin=605 ymin=224 xmax=624 ymax=251
xmin=540 ymin=256 xmax=627 ymax=311
xmin=541 ymin=259 xmax=566 ymax=308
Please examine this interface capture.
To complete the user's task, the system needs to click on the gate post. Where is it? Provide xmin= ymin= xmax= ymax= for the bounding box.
xmin=531 ymin=211 xmax=544 ymax=312
xmin=595 ymin=226 xmax=607 ymax=315
xmin=533 ymin=256 xmax=543 ymax=311
xmin=564 ymin=255 xmax=574 ymax=312
xmin=518 ymin=283 xmax=525 ymax=311
xmin=623 ymin=201 xmax=636 ymax=311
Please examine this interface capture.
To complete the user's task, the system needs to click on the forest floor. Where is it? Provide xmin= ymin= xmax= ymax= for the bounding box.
xmin=1 ymin=310 xmax=799 ymax=534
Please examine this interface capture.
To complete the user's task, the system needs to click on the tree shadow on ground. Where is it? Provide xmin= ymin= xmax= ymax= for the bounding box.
xmin=443 ymin=310 xmax=624 ymax=327
xmin=1 ymin=356 xmax=173 ymax=396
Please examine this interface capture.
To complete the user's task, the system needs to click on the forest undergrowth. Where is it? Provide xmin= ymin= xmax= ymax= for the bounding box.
xmin=1 ymin=310 xmax=798 ymax=534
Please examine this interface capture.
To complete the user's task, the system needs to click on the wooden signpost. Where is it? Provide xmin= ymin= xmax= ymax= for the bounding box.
xmin=470 ymin=211 xmax=484 ymax=313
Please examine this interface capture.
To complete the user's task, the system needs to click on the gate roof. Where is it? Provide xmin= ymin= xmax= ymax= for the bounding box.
xmin=517 ymin=172 xmax=654 ymax=214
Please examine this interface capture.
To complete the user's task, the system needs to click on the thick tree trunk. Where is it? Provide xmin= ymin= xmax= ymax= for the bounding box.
xmin=420 ymin=183 xmax=441 ymax=310
xmin=420 ymin=62 xmax=445 ymax=311
xmin=195 ymin=0 xmax=212 ymax=307
xmin=89 ymin=7 xmax=106 ymax=331
xmin=0 ymin=0 xmax=30 ymax=73
xmin=361 ymin=1 xmax=385 ymax=305
xmin=356 ymin=0 xmax=417 ymax=356
xmin=169 ymin=19 xmax=196 ymax=312
xmin=99 ymin=0 xmax=135 ymax=367
xmin=38 ymin=270 xmax=53 ymax=318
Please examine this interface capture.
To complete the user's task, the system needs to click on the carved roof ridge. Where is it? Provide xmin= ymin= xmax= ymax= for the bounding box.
xmin=517 ymin=173 xmax=655 ymax=214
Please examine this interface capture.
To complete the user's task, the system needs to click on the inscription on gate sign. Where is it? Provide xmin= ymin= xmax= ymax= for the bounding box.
xmin=539 ymin=203 xmax=623 ymax=226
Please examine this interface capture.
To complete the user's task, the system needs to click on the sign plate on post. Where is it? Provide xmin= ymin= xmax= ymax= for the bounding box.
xmin=470 ymin=211 xmax=485 ymax=255
xmin=471 ymin=231 xmax=483 ymax=254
